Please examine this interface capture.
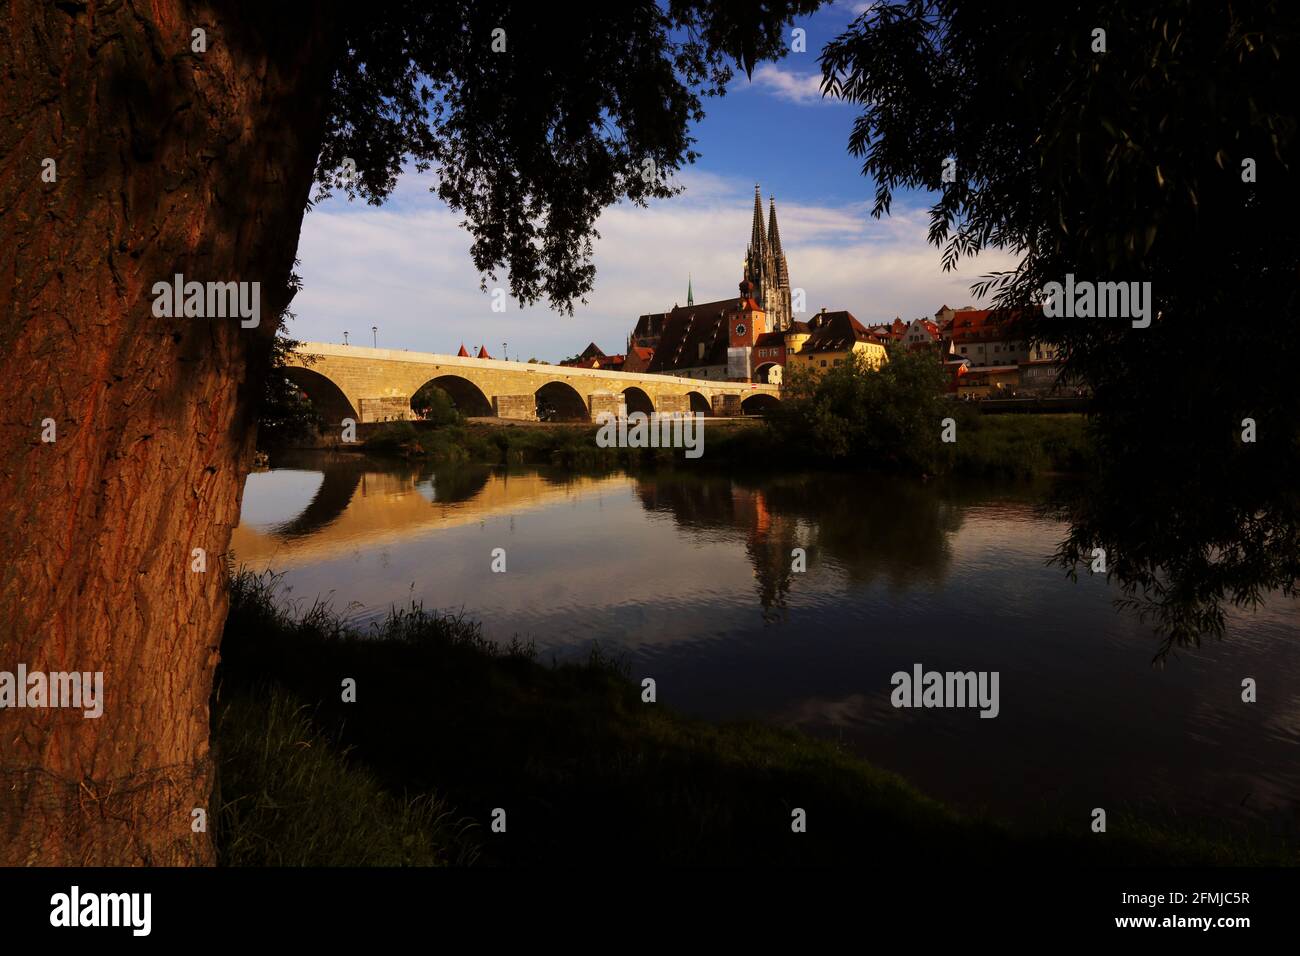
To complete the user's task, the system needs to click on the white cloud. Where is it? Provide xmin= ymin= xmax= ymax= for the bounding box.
xmin=747 ymin=63 xmax=829 ymax=105
xmin=289 ymin=169 xmax=1021 ymax=361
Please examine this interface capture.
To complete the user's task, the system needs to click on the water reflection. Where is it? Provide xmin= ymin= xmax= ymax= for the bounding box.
xmin=633 ymin=473 xmax=969 ymax=620
xmin=232 ymin=452 xmax=1300 ymax=831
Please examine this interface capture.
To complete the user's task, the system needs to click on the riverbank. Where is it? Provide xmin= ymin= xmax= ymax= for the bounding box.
xmin=212 ymin=569 xmax=1285 ymax=866
xmin=349 ymin=408 xmax=1093 ymax=479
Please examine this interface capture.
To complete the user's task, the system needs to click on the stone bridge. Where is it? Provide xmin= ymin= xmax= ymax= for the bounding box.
xmin=283 ymin=343 xmax=782 ymax=423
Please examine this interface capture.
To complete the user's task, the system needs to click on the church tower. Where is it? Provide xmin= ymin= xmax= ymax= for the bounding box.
xmin=766 ymin=197 xmax=793 ymax=331
xmin=726 ymin=278 xmax=767 ymax=381
xmin=743 ymin=185 xmax=793 ymax=332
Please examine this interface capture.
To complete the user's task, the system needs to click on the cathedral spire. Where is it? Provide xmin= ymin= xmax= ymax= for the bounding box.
xmin=750 ymin=184 xmax=766 ymax=256
xmin=767 ymin=196 xmax=783 ymax=258
xmin=768 ymin=196 xmax=789 ymax=287
xmin=687 ymin=273 xmax=694 ymax=306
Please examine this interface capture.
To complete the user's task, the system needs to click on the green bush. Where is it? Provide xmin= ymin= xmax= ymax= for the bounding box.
xmin=364 ymin=420 xmax=421 ymax=455
xmin=410 ymin=383 xmax=463 ymax=427
xmin=948 ymin=411 xmax=1094 ymax=478
xmin=767 ymin=346 xmax=950 ymax=473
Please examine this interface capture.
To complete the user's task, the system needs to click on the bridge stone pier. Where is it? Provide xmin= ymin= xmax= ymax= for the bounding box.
xmin=283 ymin=343 xmax=782 ymax=424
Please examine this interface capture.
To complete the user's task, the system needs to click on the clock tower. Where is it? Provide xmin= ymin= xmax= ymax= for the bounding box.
xmin=727 ymin=279 xmax=767 ymax=381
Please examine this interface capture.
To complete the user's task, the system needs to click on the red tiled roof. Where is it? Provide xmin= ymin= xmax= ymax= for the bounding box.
xmin=631 ymin=311 xmax=669 ymax=346
xmin=645 ymin=296 xmax=740 ymax=373
xmin=800 ymin=310 xmax=877 ymax=353
xmin=949 ymin=307 xmax=1037 ymax=344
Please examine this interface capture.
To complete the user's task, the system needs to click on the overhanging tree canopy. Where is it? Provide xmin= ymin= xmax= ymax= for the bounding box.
xmin=822 ymin=0 xmax=1300 ymax=651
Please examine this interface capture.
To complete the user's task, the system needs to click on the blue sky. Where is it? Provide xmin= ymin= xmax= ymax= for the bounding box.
xmin=289 ymin=2 xmax=1017 ymax=362
xmin=691 ymin=1 xmax=883 ymax=207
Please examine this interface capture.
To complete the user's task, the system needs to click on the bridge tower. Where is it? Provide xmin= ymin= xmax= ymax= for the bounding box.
xmin=726 ymin=279 xmax=767 ymax=382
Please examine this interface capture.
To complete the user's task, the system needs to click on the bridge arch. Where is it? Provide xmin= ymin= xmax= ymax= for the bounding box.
xmin=281 ymin=365 xmax=358 ymax=424
xmin=687 ymin=391 xmax=712 ymax=416
xmin=535 ymin=380 xmax=588 ymax=422
xmin=412 ymin=374 xmax=492 ymax=417
xmin=269 ymin=458 xmax=366 ymax=538
xmin=741 ymin=393 xmax=781 ymax=415
xmin=622 ymin=386 xmax=654 ymax=416
xmin=754 ymin=362 xmax=782 ymax=385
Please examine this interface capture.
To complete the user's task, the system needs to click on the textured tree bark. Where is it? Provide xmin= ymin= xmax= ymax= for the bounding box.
xmin=0 ymin=1 xmax=336 ymax=864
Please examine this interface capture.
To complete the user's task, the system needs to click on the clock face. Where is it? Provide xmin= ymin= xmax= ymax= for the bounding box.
xmin=735 ymin=323 xmax=746 ymax=336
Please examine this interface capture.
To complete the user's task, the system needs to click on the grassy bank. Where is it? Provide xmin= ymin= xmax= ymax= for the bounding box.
xmin=946 ymin=410 xmax=1093 ymax=478
xmin=359 ymin=410 xmax=1093 ymax=479
xmin=212 ymin=569 xmax=1286 ymax=866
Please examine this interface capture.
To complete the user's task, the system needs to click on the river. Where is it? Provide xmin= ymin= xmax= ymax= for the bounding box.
xmin=232 ymin=450 xmax=1300 ymax=832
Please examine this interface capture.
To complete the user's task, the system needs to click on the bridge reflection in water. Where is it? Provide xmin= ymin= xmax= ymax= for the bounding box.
xmin=232 ymin=451 xmax=966 ymax=620
xmin=232 ymin=451 xmax=630 ymax=569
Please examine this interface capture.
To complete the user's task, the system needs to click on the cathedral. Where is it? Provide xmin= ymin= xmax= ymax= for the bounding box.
xmin=628 ymin=183 xmax=799 ymax=382
xmin=744 ymin=184 xmax=793 ymax=332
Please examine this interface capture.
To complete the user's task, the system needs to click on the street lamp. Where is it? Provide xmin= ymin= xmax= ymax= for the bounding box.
xmin=502 ymin=341 xmax=507 ymax=362
xmin=343 ymin=331 xmax=348 ymax=345
xmin=372 ymin=326 xmax=378 ymax=348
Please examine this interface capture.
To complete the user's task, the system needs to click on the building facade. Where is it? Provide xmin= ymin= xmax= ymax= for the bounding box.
xmin=786 ymin=308 xmax=888 ymax=376
xmin=949 ymin=309 xmax=1033 ymax=368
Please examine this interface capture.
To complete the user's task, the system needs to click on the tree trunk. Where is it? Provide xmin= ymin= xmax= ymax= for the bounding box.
xmin=0 ymin=1 xmax=336 ymax=864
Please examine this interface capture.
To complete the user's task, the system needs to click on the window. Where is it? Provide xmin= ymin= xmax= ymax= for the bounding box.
xmin=820 ymin=360 xmax=827 ymax=367
xmin=960 ymin=346 xmax=967 ymax=354
xmin=833 ymin=359 xmax=842 ymax=366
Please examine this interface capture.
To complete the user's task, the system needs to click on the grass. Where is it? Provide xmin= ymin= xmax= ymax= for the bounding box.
xmin=212 ymin=568 xmax=1292 ymax=866
xmin=365 ymin=418 xmax=759 ymax=471
xmin=363 ymin=412 xmax=1094 ymax=479
xmin=947 ymin=409 xmax=1094 ymax=478
xmin=213 ymin=689 xmax=479 ymax=866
